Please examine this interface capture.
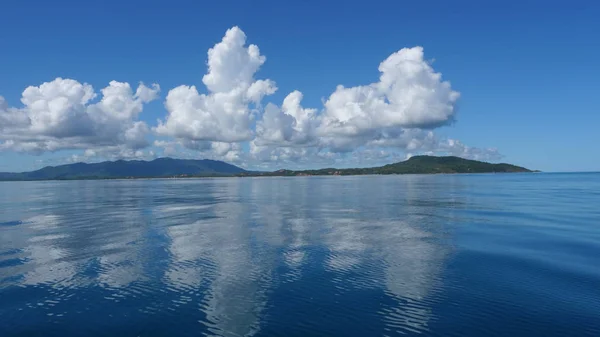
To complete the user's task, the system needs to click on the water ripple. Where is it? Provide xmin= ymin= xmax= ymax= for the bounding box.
xmin=0 ymin=174 xmax=599 ymax=336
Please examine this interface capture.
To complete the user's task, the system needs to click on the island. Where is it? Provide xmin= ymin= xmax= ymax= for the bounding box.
xmin=240 ymin=155 xmax=532 ymax=177
xmin=0 ymin=156 xmax=533 ymax=181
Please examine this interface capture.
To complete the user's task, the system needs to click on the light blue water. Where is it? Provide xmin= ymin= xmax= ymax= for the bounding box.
xmin=1 ymin=173 xmax=599 ymax=336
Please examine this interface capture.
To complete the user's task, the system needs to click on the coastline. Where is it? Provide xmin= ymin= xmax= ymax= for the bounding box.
xmin=0 ymin=170 xmax=540 ymax=182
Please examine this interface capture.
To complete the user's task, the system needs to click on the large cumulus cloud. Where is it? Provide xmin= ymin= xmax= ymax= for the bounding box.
xmin=0 ymin=78 xmax=159 ymax=155
xmin=0 ymin=26 xmax=502 ymax=168
xmin=321 ymin=47 xmax=459 ymax=133
xmin=155 ymin=27 xmax=276 ymax=143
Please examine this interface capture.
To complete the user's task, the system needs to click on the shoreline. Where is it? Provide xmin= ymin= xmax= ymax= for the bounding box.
xmin=0 ymin=170 xmax=543 ymax=182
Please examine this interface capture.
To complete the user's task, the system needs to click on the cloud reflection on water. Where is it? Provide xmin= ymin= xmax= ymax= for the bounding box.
xmin=0 ymin=176 xmax=458 ymax=336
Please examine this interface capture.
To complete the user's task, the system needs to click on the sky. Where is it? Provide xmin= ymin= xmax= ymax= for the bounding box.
xmin=0 ymin=0 xmax=598 ymax=172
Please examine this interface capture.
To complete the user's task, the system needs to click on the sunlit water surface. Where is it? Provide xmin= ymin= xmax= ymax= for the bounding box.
xmin=1 ymin=173 xmax=599 ymax=336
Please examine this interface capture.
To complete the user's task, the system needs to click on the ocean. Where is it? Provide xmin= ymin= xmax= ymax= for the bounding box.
xmin=1 ymin=173 xmax=599 ymax=336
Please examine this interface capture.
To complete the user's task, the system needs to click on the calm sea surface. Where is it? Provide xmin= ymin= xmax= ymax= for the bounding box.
xmin=1 ymin=174 xmax=599 ymax=336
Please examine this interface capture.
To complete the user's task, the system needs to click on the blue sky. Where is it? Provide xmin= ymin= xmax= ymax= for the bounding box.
xmin=0 ymin=0 xmax=598 ymax=172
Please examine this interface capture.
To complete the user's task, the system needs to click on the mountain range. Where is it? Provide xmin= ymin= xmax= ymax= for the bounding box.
xmin=0 ymin=158 xmax=246 ymax=181
xmin=0 ymin=156 xmax=532 ymax=181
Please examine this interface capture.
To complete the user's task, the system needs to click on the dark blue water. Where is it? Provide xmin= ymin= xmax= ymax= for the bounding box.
xmin=1 ymin=174 xmax=599 ymax=336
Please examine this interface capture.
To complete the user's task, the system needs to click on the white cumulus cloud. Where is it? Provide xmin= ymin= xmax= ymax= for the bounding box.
xmin=318 ymin=47 xmax=459 ymax=150
xmin=0 ymin=26 xmax=503 ymax=169
xmin=152 ymin=27 xmax=499 ymax=167
xmin=155 ymin=26 xmax=277 ymax=144
xmin=255 ymin=91 xmax=318 ymax=146
xmin=0 ymin=78 xmax=159 ymax=155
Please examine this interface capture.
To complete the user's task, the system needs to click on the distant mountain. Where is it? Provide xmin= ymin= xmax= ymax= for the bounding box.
xmin=242 ymin=155 xmax=532 ymax=177
xmin=0 ymin=158 xmax=246 ymax=181
xmin=0 ymin=155 xmax=533 ymax=181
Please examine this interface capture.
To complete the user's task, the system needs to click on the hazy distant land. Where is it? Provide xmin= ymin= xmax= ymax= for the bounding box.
xmin=0 ymin=156 xmax=533 ymax=181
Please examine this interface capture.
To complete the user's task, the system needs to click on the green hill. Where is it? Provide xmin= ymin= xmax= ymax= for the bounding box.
xmin=0 ymin=158 xmax=246 ymax=181
xmin=374 ymin=155 xmax=531 ymax=174
xmin=242 ymin=155 xmax=532 ymax=177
